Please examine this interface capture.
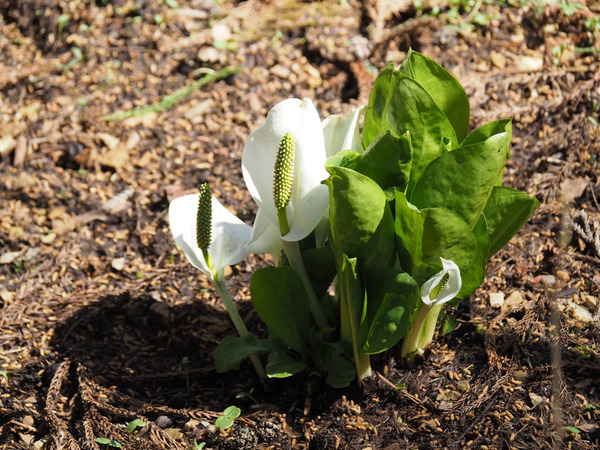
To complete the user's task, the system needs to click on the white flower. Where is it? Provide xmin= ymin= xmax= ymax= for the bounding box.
xmin=242 ymin=98 xmax=329 ymax=243
xmin=420 ymin=258 xmax=462 ymax=306
xmin=169 ymin=193 xmax=252 ymax=282
xmin=322 ymin=105 xmax=367 ymax=157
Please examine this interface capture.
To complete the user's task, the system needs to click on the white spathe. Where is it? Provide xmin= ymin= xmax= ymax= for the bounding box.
xmin=242 ymin=98 xmax=330 ymax=243
xmin=420 ymin=258 xmax=462 ymax=306
xmin=169 ymin=193 xmax=252 ymax=281
xmin=322 ymin=105 xmax=367 ymax=157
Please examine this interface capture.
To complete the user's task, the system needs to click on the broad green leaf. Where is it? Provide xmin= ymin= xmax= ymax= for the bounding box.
xmin=325 ymin=149 xmax=361 ymax=171
xmin=410 ymin=123 xmax=511 ymax=229
xmin=126 ymin=419 xmax=146 ymax=433
xmin=454 ymin=214 xmax=490 ymax=301
xmin=302 ymin=246 xmax=336 ymax=301
xmin=266 ymin=352 xmax=306 ymax=378
xmin=355 ymin=130 xmax=413 ymax=195
xmin=250 ymin=266 xmax=309 ymax=353
xmin=223 ymin=406 xmax=241 ymax=419
xmin=325 ymin=166 xmax=396 ymax=273
xmin=320 ymin=342 xmax=356 ymax=388
xmin=214 ymin=333 xmax=272 ymax=372
xmin=362 ymin=63 xmax=457 ymax=195
xmin=362 ymin=270 xmax=419 ymax=354
xmin=96 ymin=438 xmax=122 ymax=448
xmin=440 ymin=312 xmax=458 ymax=335
xmin=483 ymin=186 xmax=540 ymax=257
xmin=400 ymin=49 xmax=470 ymax=142
xmin=461 ymin=119 xmax=512 ymax=186
xmin=395 ymin=191 xmax=477 ymax=284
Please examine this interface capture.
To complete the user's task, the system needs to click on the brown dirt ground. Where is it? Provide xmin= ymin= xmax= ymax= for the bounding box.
xmin=1 ymin=0 xmax=600 ymax=449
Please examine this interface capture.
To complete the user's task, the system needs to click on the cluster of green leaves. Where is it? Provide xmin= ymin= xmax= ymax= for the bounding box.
xmin=216 ymin=50 xmax=538 ymax=387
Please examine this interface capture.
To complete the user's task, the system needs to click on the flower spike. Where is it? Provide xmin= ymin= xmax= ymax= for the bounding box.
xmin=429 ymin=272 xmax=450 ymax=301
xmin=273 ymin=132 xmax=295 ymax=209
xmin=196 ymin=183 xmax=212 ymax=250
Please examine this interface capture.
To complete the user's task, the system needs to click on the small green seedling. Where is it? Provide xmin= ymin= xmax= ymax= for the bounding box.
xmin=126 ymin=418 xmax=146 ymax=433
xmin=215 ymin=406 xmax=241 ymax=430
xmin=96 ymin=437 xmax=122 ymax=448
xmin=194 ymin=440 xmax=206 ymax=450
xmin=235 ymin=388 xmax=258 ymax=404
xmin=0 ymin=370 xmax=14 ymax=381
xmin=563 ymin=426 xmax=581 ymax=434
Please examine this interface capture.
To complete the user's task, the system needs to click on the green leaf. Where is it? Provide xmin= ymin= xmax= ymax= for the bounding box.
xmin=400 ymin=49 xmax=470 ymax=142
xmin=563 ymin=426 xmax=581 ymax=434
xmin=355 ymin=130 xmax=413 ymax=195
xmin=250 ymin=266 xmax=309 ymax=353
xmin=320 ymin=342 xmax=356 ymax=388
xmin=215 ymin=416 xmax=234 ymax=429
xmin=460 ymin=119 xmax=513 ymax=185
xmin=454 ymin=214 xmax=490 ymax=301
xmin=214 ymin=333 xmax=272 ymax=373
xmin=410 ymin=121 xmax=511 ymax=229
xmin=362 ymin=63 xmax=457 ymax=195
xmin=223 ymin=406 xmax=241 ymax=419
xmin=395 ymin=191 xmax=477 ymax=284
xmin=338 ymin=254 xmax=367 ymax=349
xmin=325 ymin=166 xmax=396 ymax=274
xmin=266 ymin=352 xmax=307 ymax=378
xmin=126 ymin=419 xmax=146 ymax=433
xmin=96 ymin=438 xmax=122 ymax=448
xmin=362 ymin=270 xmax=419 ymax=354
xmin=301 ymin=246 xmax=337 ymax=301
xmin=483 ymin=186 xmax=540 ymax=257
xmin=325 ymin=148 xmax=361 ymax=171
xmin=440 ymin=312 xmax=458 ymax=335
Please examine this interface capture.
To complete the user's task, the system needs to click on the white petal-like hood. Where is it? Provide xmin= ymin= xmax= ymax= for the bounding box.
xmin=169 ymin=193 xmax=252 ymax=281
xmin=322 ymin=105 xmax=367 ymax=157
xmin=242 ymin=98 xmax=329 ymax=242
xmin=420 ymin=257 xmax=462 ymax=306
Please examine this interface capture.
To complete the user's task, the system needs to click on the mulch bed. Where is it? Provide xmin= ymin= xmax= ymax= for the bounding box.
xmin=1 ymin=0 xmax=600 ymax=448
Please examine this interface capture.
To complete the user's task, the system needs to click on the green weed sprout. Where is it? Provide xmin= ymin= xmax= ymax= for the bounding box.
xmin=215 ymin=406 xmax=241 ymax=430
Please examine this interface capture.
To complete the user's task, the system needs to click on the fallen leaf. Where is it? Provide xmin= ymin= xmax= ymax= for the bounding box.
xmin=97 ymin=133 xmax=120 ymax=149
xmin=111 ymin=257 xmax=126 ymax=271
xmin=529 ymin=392 xmax=546 ymax=406
xmin=501 ymin=291 xmax=526 ymax=313
xmin=560 ymin=177 xmax=589 ymax=203
xmin=103 ymin=188 xmax=135 ymax=214
xmin=490 ymin=51 xmax=507 ymax=69
xmin=0 ymin=135 xmax=16 ymax=156
xmin=98 ymin=146 xmax=129 ymax=169
xmin=0 ymin=247 xmax=40 ymax=264
xmin=516 ymin=55 xmax=543 ymax=72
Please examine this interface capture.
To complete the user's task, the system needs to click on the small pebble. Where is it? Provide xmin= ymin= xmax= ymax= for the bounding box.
xmin=155 ymin=415 xmax=172 ymax=428
xmin=555 ymin=270 xmax=570 ymax=281
xmin=489 ymin=292 xmax=504 ymax=308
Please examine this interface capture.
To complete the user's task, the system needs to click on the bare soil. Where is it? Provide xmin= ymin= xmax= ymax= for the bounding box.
xmin=1 ymin=0 xmax=600 ymax=449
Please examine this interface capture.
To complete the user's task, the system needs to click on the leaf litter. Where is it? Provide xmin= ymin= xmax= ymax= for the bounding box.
xmin=1 ymin=0 xmax=600 ymax=448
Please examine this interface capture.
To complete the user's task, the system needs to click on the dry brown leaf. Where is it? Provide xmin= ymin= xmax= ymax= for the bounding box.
xmin=560 ymin=177 xmax=589 ymax=203
xmin=0 ymin=135 xmax=17 ymax=156
xmin=98 ymin=146 xmax=129 ymax=169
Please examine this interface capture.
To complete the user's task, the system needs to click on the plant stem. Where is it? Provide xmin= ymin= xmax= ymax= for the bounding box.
xmin=277 ymin=207 xmax=290 ymax=236
xmin=213 ymin=278 xmax=266 ymax=380
xmin=281 ymin=240 xmax=329 ymax=330
xmin=418 ymin=304 xmax=443 ymax=350
xmin=400 ymin=302 xmax=432 ymax=365
xmin=339 ymin=282 xmax=371 ymax=383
